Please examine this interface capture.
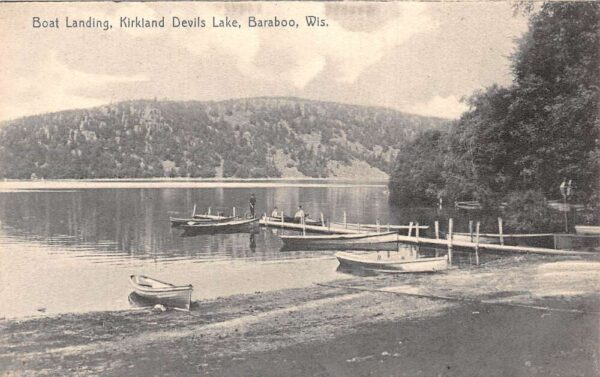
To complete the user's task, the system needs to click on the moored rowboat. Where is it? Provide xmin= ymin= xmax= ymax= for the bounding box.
xmin=269 ymin=215 xmax=321 ymax=226
xmin=280 ymin=231 xmax=400 ymax=250
xmin=330 ymin=221 xmax=429 ymax=233
xmin=170 ymin=215 xmax=234 ymax=227
xmin=129 ymin=275 xmax=193 ymax=310
xmin=575 ymin=225 xmax=600 ymax=235
xmin=335 ymin=251 xmax=449 ymax=272
xmin=181 ymin=217 xmax=259 ymax=234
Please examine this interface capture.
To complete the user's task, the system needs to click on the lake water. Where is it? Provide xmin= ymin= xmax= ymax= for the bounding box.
xmin=0 ymin=180 xmax=500 ymax=318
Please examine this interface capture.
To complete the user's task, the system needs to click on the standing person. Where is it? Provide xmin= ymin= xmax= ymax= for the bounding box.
xmin=249 ymin=193 xmax=257 ymax=218
xmin=294 ymin=205 xmax=305 ymax=222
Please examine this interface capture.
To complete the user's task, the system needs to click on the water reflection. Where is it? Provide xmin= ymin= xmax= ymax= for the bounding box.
xmin=0 ymin=183 xmax=520 ymax=318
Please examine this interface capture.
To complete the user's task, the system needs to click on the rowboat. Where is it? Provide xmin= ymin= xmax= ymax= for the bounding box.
xmin=129 ymin=275 xmax=193 ymax=310
xmin=181 ymin=217 xmax=259 ymax=235
xmin=575 ymin=225 xmax=600 ymax=235
xmin=269 ymin=215 xmax=321 ymax=226
xmin=445 ymin=232 xmax=555 ymax=248
xmin=330 ymin=221 xmax=429 ymax=234
xmin=170 ymin=215 xmax=234 ymax=227
xmin=280 ymin=231 xmax=400 ymax=250
xmin=335 ymin=251 xmax=449 ymax=272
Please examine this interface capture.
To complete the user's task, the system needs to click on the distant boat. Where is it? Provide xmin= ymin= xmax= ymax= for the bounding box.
xmin=575 ymin=225 xmax=600 ymax=235
xmin=280 ymin=231 xmax=400 ymax=250
xmin=335 ymin=251 xmax=449 ymax=273
xmin=129 ymin=275 xmax=193 ymax=310
xmin=181 ymin=217 xmax=259 ymax=234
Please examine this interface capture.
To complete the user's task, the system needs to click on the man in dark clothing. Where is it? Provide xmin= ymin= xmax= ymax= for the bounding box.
xmin=249 ymin=193 xmax=256 ymax=218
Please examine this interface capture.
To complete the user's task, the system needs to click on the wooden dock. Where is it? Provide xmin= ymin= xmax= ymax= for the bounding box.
xmin=394 ymin=234 xmax=596 ymax=256
xmin=259 ymin=216 xmax=429 ymax=235
xmin=259 ymin=217 xmax=362 ymax=234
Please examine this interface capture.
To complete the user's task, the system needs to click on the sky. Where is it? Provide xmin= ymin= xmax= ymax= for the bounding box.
xmin=0 ymin=2 xmax=529 ymax=121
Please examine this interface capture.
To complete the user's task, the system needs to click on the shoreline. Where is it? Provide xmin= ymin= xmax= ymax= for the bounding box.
xmin=0 ymin=177 xmax=388 ymax=190
xmin=1 ymin=257 xmax=599 ymax=376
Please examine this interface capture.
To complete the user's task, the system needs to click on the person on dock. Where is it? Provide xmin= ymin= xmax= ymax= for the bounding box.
xmin=294 ymin=206 xmax=305 ymax=222
xmin=271 ymin=207 xmax=279 ymax=218
xmin=249 ymin=193 xmax=257 ymax=218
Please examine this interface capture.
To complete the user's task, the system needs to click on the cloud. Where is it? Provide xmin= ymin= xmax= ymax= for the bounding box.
xmin=0 ymin=53 xmax=147 ymax=121
xmin=404 ymin=95 xmax=468 ymax=119
xmin=169 ymin=3 xmax=436 ymax=89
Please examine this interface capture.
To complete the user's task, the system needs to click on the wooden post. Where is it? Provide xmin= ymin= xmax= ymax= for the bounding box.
xmin=475 ymin=221 xmax=481 ymax=266
xmin=233 ymin=207 xmax=236 ymax=218
xmin=408 ymin=222 xmax=413 ymax=237
xmin=343 ymin=211 xmax=347 ymax=229
xmin=434 ymin=220 xmax=440 ymax=239
xmin=387 ymin=223 xmax=390 ymax=232
xmin=448 ymin=218 xmax=453 ymax=265
xmin=415 ymin=222 xmax=420 ymax=254
xmin=281 ymin=211 xmax=284 ymax=228
xmin=498 ymin=217 xmax=504 ymax=245
xmin=263 ymin=213 xmax=268 ymax=227
xmin=207 ymin=206 xmax=211 ymax=215
xmin=469 ymin=220 xmax=473 ymax=242
xmin=320 ymin=213 xmax=325 ymax=227
xmin=302 ymin=216 xmax=306 ymax=236
xmin=192 ymin=204 xmax=197 ymax=217
xmin=376 ymin=218 xmax=380 ymax=233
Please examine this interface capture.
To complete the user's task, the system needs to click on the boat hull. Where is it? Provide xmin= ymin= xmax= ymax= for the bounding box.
xmin=446 ymin=232 xmax=555 ymax=248
xmin=336 ymin=252 xmax=449 ymax=272
xmin=280 ymin=232 xmax=401 ymax=250
xmin=170 ymin=215 xmax=234 ymax=227
xmin=181 ymin=217 xmax=259 ymax=235
xmin=129 ymin=275 xmax=193 ymax=310
xmin=575 ymin=225 xmax=600 ymax=235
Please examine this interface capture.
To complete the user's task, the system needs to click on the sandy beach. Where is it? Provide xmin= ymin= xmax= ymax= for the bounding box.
xmin=1 ymin=255 xmax=599 ymax=376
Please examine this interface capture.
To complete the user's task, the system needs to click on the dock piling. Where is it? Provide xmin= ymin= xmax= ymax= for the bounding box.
xmin=343 ymin=212 xmax=347 ymax=229
xmin=302 ymin=216 xmax=306 ymax=236
xmin=469 ymin=220 xmax=473 ymax=242
xmin=448 ymin=218 xmax=454 ymax=265
xmin=434 ymin=220 xmax=439 ymax=239
xmin=233 ymin=207 xmax=236 ymax=218
xmin=498 ymin=217 xmax=504 ymax=245
xmin=320 ymin=213 xmax=325 ymax=227
xmin=475 ymin=221 xmax=481 ymax=265
xmin=192 ymin=204 xmax=197 ymax=217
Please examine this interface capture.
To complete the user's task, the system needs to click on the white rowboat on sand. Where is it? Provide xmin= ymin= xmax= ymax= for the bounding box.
xmin=129 ymin=275 xmax=193 ymax=310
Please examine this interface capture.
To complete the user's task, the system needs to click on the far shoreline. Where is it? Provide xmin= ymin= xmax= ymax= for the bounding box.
xmin=0 ymin=177 xmax=389 ymax=190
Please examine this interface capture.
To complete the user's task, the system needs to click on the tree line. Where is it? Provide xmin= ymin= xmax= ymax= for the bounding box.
xmin=389 ymin=2 xmax=599 ymax=229
xmin=0 ymin=97 xmax=446 ymax=180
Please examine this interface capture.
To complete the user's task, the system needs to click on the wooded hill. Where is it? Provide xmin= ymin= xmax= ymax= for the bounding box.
xmin=0 ymin=98 xmax=446 ymax=179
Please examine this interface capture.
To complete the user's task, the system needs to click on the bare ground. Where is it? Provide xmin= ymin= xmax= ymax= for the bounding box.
xmin=1 ymin=255 xmax=599 ymax=376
